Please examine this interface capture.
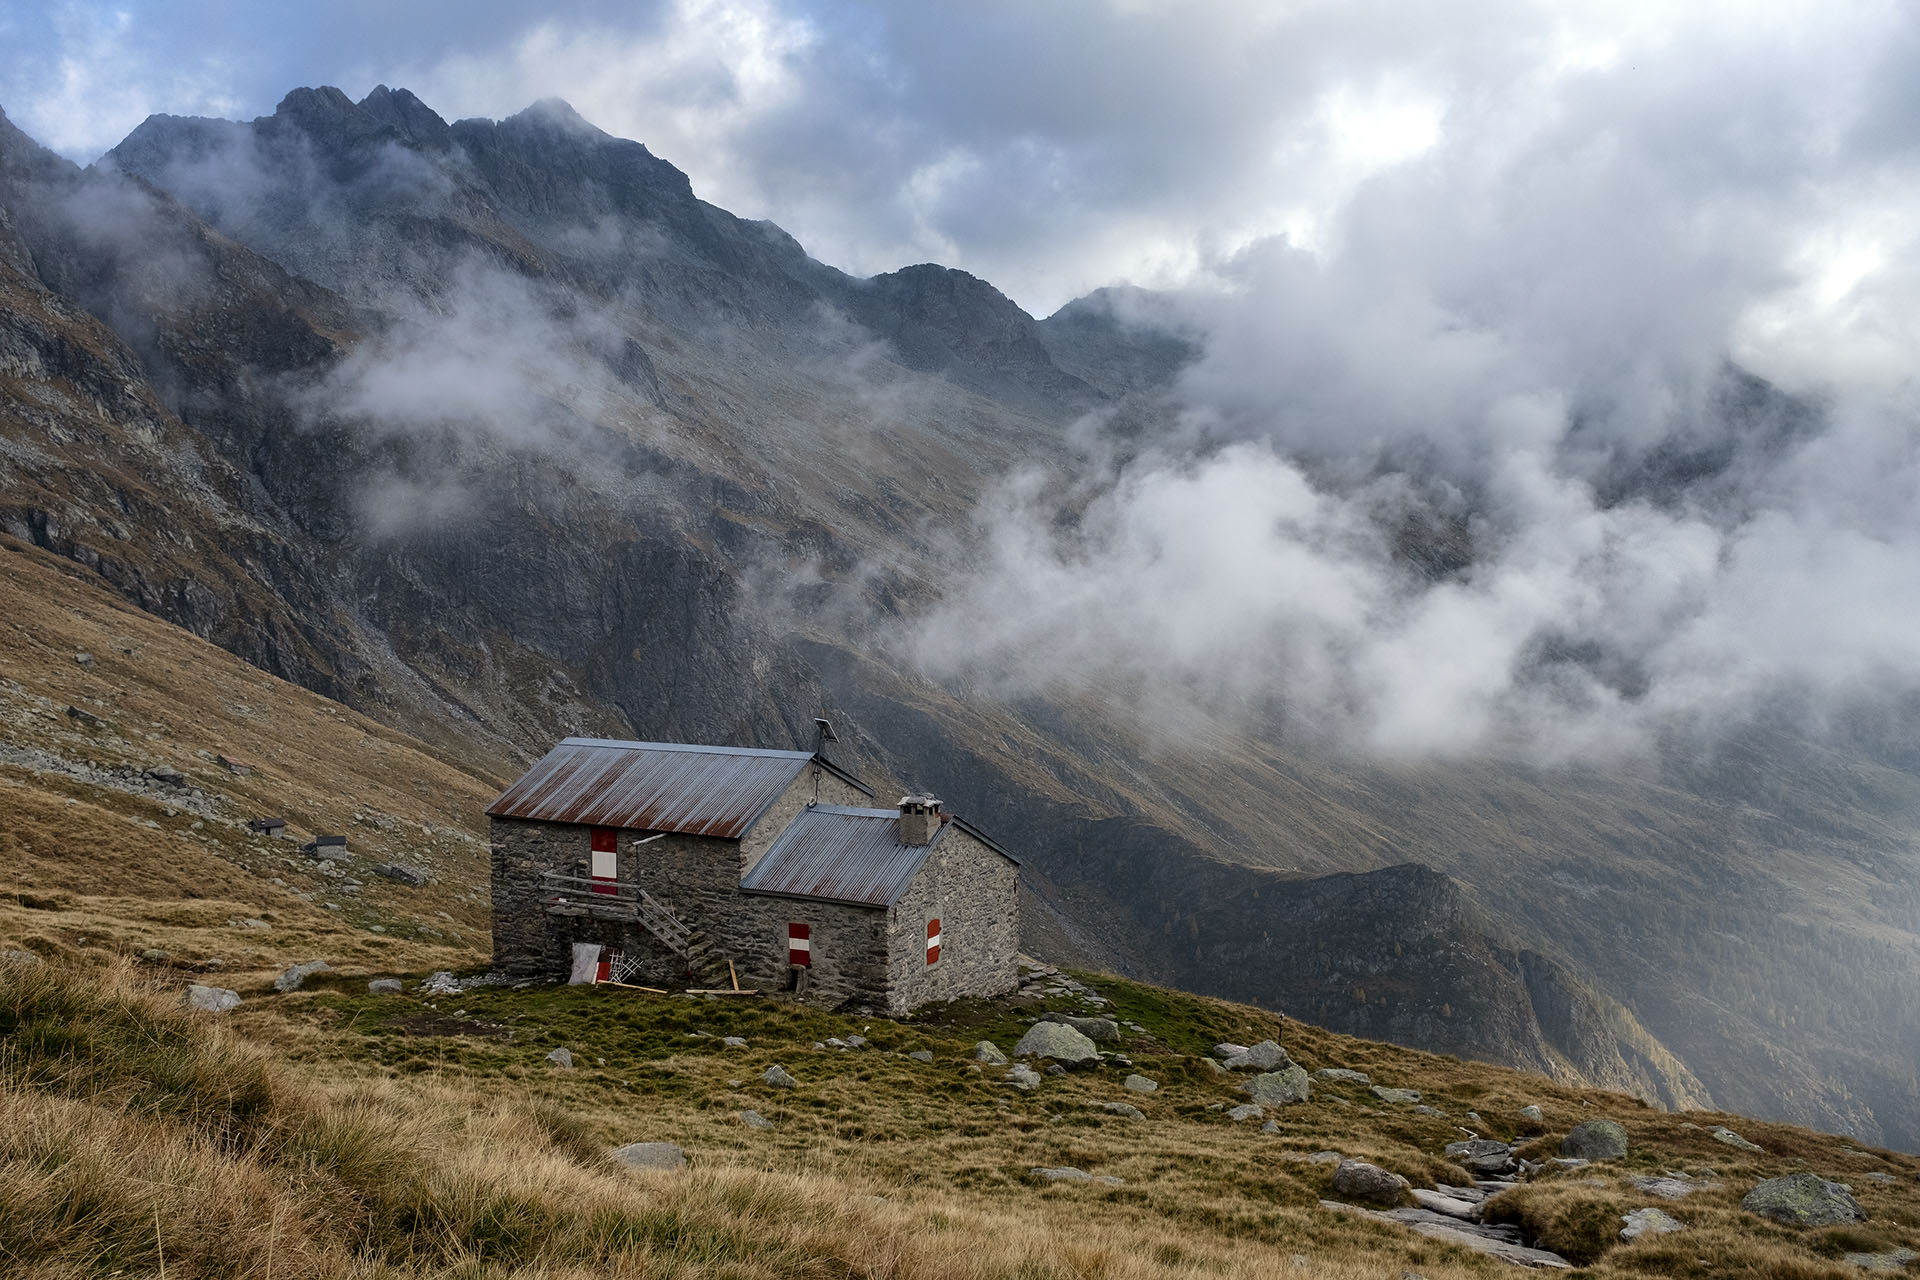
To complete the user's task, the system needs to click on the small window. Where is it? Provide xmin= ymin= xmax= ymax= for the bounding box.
xmin=926 ymin=917 xmax=941 ymax=965
xmin=788 ymin=922 xmax=812 ymax=968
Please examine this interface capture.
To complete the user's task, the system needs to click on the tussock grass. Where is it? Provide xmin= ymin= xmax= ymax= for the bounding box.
xmin=2 ymin=959 xmax=1508 ymax=1278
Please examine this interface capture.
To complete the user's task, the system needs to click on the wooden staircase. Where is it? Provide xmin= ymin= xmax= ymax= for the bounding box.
xmin=541 ymin=872 xmax=734 ymax=984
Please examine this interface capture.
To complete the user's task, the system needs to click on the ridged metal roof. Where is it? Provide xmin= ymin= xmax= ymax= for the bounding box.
xmin=740 ymin=804 xmax=941 ymax=907
xmin=487 ymin=738 xmax=817 ymax=838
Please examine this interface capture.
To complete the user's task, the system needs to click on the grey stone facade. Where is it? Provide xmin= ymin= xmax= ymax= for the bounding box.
xmin=885 ymin=827 xmax=1020 ymax=1012
xmin=490 ymin=763 xmax=1019 ymax=1012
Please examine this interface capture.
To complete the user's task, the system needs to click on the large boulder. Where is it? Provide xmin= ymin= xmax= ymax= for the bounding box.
xmin=1741 ymin=1173 xmax=1866 ymax=1226
xmin=1561 ymin=1119 xmax=1629 ymax=1160
xmin=1013 ymin=1020 xmax=1100 ymax=1065
xmin=1225 ymin=1039 xmax=1292 ymax=1071
xmin=1241 ymin=1065 xmax=1312 ymax=1105
xmin=1043 ymin=1012 xmax=1120 ymax=1043
xmin=1330 ymin=1159 xmax=1410 ymax=1206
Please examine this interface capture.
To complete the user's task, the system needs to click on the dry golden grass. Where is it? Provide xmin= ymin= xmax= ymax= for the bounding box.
xmin=0 ymin=534 xmax=500 ymax=982
xmin=2 ymin=959 xmax=1510 ymax=1279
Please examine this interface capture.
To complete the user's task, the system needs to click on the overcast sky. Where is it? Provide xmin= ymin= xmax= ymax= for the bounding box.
xmin=5 ymin=0 xmax=1913 ymax=321
xmin=10 ymin=0 xmax=1920 ymax=759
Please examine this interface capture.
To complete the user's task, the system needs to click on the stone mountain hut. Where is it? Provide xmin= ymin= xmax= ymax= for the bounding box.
xmin=487 ymin=738 xmax=1020 ymax=1013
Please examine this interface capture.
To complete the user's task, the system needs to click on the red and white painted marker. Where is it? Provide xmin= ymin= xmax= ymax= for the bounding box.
xmin=589 ymin=826 xmax=617 ymax=895
xmin=926 ymin=917 xmax=941 ymax=964
xmin=788 ymin=922 xmax=812 ymax=967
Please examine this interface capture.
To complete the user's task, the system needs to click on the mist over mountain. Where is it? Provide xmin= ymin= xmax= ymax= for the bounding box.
xmin=3 ymin=85 xmax=1918 ymax=1149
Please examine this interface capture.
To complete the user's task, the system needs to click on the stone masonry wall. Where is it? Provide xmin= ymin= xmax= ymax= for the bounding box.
xmin=884 ymin=827 xmax=1020 ymax=1014
xmin=490 ymin=771 xmax=998 ymax=1013
xmin=739 ymin=767 xmax=872 ymax=873
xmin=718 ymin=894 xmax=891 ymax=1008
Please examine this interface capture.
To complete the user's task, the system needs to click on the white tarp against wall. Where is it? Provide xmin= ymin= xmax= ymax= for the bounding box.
xmin=569 ymin=941 xmax=603 ymax=985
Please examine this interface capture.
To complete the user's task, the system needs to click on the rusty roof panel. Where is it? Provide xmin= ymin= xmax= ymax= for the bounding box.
xmin=740 ymin=804 xmax=938 ymax=907
xmin=487 ymin=738 xmax=815 ymax=838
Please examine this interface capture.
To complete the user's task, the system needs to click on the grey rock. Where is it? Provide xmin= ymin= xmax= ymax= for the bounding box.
xmin=1411 ymin=1188 xmax=1479 ymax=1220
xmin=1331 ymin=1159 xmax=1411 ymax=1206
xmin=1445 ymin=1139 xmax=1515 ymax=1175
xmin=1 ymin=950 xmax=44 ymax=967
xmin=1321 ymin=1200 xmax=1573 ymax=1269
xmin=739 ymin=1110 xmax=773 ymax=1129
xmin=612 ymin=1141 xmax=685 ymax=1170
xmin=1547 ymin=1157 xmax=1591 ymax=1171
xmin=1620 ymin=1207 xmax=1686 ymax=1241
xmin=1844 ymin=1248 xmax=1918 ymax=1272
xmin=1864 ymin=1172 xmax=1899 ymax=1184
xmin=367 ymin=978 xmax=403 ymax=994
xmin=1200 ymin=1056 xmax=1229 ymax=1075
xmin=1413 ymin=1104 xmax=1444 ymax=1117
xmin=1012 ymin=1020 xmax=1100 ymax=1065
xmin=1710 ymin=1125 xmax=1763 ymax=1152
xmin=1043 ymin=1012 xmax=1120 ymax=1043
xmin=1123 ymin=1073 xmax=1158 ymax=1093
xmin=1261 ymin=1119 xmax=1280 ymax=1133
xmin=1307 ymin=1150 xmax=1345 ymax=1165
xmin=1371 ymin=1086 xmax=1422 ymax=1104
xmin=138 ymin=948 xmax=170 ymax=963
xmin=1314 ymin=1067 xmax=1370 ymax=1084
xmin=908 ymin=1049 xmax=933 ymax=1063
xmin=845 ymin=1035 xmax=868 ymax=1048
xmin=1097 ymin=1101 xmax=1145 ymax=1119
xmin=1031 ymin=1166 xmax=1093 ymax=1182
xmin=762 ymin=1064 xmax=795 ymax=1088
xmin=1045 ymin=1063 xmax=1067 ymax=1076
xmin=1241 ymin=1065 xmax=1312 ymax=1105
xmin=1226 ymin=1103 xmax=1265 ymax=1121
xmin=145 ymin=764 xmax=185 ymax=786
xmin=372 ymin=863 xmax=430 ymax=887
xmin=1225 ymin=1039 xmax=1292 ymax=1071
xmin=720 ymin=1036 xmax=748 ymax=1048
xmin=234 ymin=918 xmax=271 ymax=930
xmin=273 ymin=959 xmax=331 ymax=993
xmin=1213 ymin=1042 xmax=1249 ymax=1058
xmin=973 ymin=1040 xmax=1008 ymax=1065
xmin=183 ymin=984 xmax=241 ymax=1013
xmin=1742 ymin=1173 xmax=1866 ymax=1226
xmin=1006 ymin=1064 xmax=1042 ymax=1090
xmin=1519 ymin=1104 xmax=1545 ymax=1123
xmin=1561 ymin=1119 xmax=1629 ymax=1160
xmin=546 ymin=1047 xmax=574 ymax=1068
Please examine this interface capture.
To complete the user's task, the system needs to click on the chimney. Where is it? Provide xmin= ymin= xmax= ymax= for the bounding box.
xmin=897 ymin=794 xmax=942 ymax=845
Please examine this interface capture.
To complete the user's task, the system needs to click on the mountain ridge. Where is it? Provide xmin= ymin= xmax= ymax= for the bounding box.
xmin=3 ymin=87 xmax=1917 ymax=1149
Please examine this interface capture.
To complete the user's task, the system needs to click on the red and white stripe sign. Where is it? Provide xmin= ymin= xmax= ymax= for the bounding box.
xmin=590 ymin=826 xmax=617 ymax=895
xmin=926 ymin=918 xmax=941 ymax=964
xmin=788 ymin=922 xmax=812 ymax=967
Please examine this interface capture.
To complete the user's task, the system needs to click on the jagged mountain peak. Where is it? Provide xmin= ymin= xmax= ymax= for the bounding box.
xmin=358 ymin=84 xmax=454 ymax=151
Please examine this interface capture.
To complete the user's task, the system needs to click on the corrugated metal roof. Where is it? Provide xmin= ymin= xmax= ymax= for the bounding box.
xmin=740 ymin=804 xmax=939 ymax=907
xmin=487 ymin=738 xmax=816 ymax=838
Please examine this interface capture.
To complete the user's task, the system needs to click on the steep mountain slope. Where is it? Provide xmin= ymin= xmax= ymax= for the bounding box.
xmin=4 ymin=89 xmax=1919 ymax=1148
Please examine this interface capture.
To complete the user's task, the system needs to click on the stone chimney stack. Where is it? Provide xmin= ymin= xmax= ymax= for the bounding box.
xmin=897 ymin=794 xmax=942 ymax=845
